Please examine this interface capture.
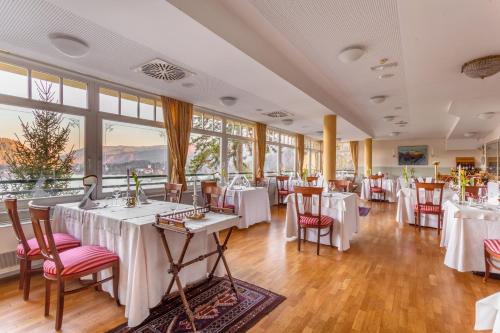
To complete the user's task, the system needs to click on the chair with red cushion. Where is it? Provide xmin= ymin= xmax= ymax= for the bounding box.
xmin=164 ymin=182 xmax=183 ymax=203
xmin=368 ymin=175 xmax=386 ymax=201
xmin=276 ymin=175 xmax=292 ymax=205
xmin=3 ymin=197 xmax=80 ymax=301
xmin=465 ymin=185 xmax=485 ymax=201
xmin=294 ymin=186 xmax=334 ymax=255
xmin=28 ymin=202 xmax=120 ymax=331
xmin=206 ymin=186 xmax=235 ymax=214
xmin=484 ymin=239 xmax=500 ymax=282
xmin=306 ymin=176 xmax=319 ymax=186
xmin=414 ymin=182 xmax=445 ymax=235
xmin=201 ymin=180 xmax=218 ymax=206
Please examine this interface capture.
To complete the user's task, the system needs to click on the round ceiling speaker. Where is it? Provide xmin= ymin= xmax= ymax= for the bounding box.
xmin=220 ymin=96 xmax=237 ymax=106
xmin=338 ymin=46 xmax=364 ymax=63
xmin=383 ymin=115 xmax=396 ymax=122
xmin=463 ymin=131 xmax=477 ymax=138
xmin=477 ymin=112 xmax=496 ymax=120
xmin=49 ymin=33 xmax=89 ymax=58
xmin=282 ymin=118 xmax=294 ymax=126
xmin=389 ymin=131 xmax=401 ymax=137
xmin=370 ymin=95 xmax=387 ymax=104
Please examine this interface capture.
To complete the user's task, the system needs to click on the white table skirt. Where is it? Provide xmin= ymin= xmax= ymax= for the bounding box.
xmin=52 ymin=200 xmax=235 ymax=327
xmin=360 ymin=178 xmax=398 ymax=202
xmin=476 ymin=292 xmax=500 ymax=332
xmin=441 ymin=201 xmax=500 ymax=272
xmin=285 ymin=192 xmax=359 ymax=251
xmin=226 ymin=187 xmax=271 ymax=228
xmin=396 ymin=187 xmax=458 ymax=228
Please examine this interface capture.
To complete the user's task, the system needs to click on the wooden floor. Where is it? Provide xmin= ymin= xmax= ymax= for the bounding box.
xmin=0 ymin=201 xmax=498 ymax=332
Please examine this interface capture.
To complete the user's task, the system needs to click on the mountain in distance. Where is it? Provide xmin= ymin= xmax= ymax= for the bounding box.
xmin=0 ymin=137 xmax=17 ymax=165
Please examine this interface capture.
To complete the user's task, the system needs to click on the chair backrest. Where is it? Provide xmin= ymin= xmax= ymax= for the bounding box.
xmin=28 ymin=202 xmax=64 ymax=273
xmin=255 ymin=176 xmax=268 ymax=188
xmin=438 ymin=174 xmax=454 ymax=182
xmin=206 ymin=186 xmax=233 ymax=213
xmin=329 ymin=179 xmax=352 ymax=192
xmin=164 ymin=183 xmax=183 ymax=203
xmin=83 ymin=174 xmax=98 ymax=200
xmin=368 ymin=175 xmax=383 ymax=189
xmin=3 ymin=198 xmax=30 ymax=254
xmin=415 ymin=182 xmax=445 ymax=211
xmin=306 ymin=176 xmax=318 ymax=186
xmin=465 ymin=185 xmax=484 ymax=199
xmin=276 ymin=175 xmax=290 ymax=191
xmin=201 ymin=180 xmax=217 ymax=206
xmin=293 ymin=186 xmax=324 ymax=222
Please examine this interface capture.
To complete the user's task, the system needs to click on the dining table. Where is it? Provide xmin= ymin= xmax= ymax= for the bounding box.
xmin=440 ymin=200 xmax=500 ymax=272
xmin=52 ymin=199 xmax=239 ymax=327
xmin=225 ymin=186 xmax=271 ymax=228
xmin=285 ymin=191 xmax=359 ymax=251
xmin=360 ymin=177 xmax=399 ymax=202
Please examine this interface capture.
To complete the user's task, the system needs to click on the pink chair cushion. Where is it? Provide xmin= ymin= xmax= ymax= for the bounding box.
xmin=224 ymin=204 xmax=235 ymax=210
xmin=17 ymin=233 xmax=80 ymax=257
xmin=370 ymin=187 xmax=384 ymax=193
xmin=415 ymin=204 xmax=442 ymax=214
xmin=278 ymin=190 xmax=289 ymax=195
xmin=485 ymin=240 xmax=500 ymax=255
xmin=299 ymin=215 xmax=334 ymax=227
xmin=43 ymin=245 xmax=119 ymax=277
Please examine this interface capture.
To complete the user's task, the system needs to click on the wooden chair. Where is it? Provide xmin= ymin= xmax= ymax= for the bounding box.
xmin=306 ymin=176 xmax=319 ymax=186
xmin=368 ymin=175 xmax=386 ymax=201
xmin=82 ymin=174 xmax=98 ymax=200
xmin=255 ymin=176 xmax=268 ymax=188
xmin=276 ymin=175 xmax=292 ymax=205
xmin=484 ymin=239 xmax=500 ymax=282
xmin=328 ymin=179 xmax=352 ymax=192
xmin=206 ymin=186 xmax=235 ymax=214
xmin=201 ymin=180 xmax=218 ymax=206
xmin=465 ymin=185 xmax=485 ymax=200
xmin=3 ymin=198 xmax=80 ymax=301
xmin=28 ymin=202 xmax=120 ymax=331
xmin=437 ymin=174 xmax=454 ymax=182
xmin=164 ymin=183 xmax=183 ymax=203
xmin=414 ymin=182 xmax=445 ymax=235
xmin=294 ymin=186 xmax=334 ymax=255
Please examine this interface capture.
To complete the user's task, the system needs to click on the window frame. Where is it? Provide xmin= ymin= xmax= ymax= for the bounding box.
xmin=265 ymin=127 xmax=298 ymax=176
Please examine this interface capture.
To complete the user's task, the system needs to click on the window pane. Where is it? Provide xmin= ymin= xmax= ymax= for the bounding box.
xmin=186 ymin=133 xmax=221 ymax=178
xmin=304 ymin=149 xmax=311 ymax=174
xmin=0 ymin=103 xmax=84 ymax=198
xmin=120 ymin=93 xmax=138 ymax=118
xmin=203 ymin=114 xmax=213 ymax=131
xmin=140 ymin=98 xmax=155 ymax=121
xmin=311 ymin=151 xmax=321 ymax=174
xmin=213 ymin=116 xmax=223 ymax=132
xmin=233 ymin=122 xmax=241 ymax=136
xmin=281 ymin=146 xmax=295 ymax=173
xmin=63 ymin=78 xmax=87 ymax=108
xmin=31 ymin=70 xmax=60 ymax=103
xmin=192 ymin=111 xmax=203 ymax=129
xmin=0 ymin=62 xmax=28 ymax=98
xmin=102 ymin=120 xmax=167 ymax=191
xmin=156 ymin=100 xmax=163 ymax=123
xmin=99 ymin=87 xmax=119 ymax=114
xmin=264 ymin=144 xmax=278 ymax=175
xmin=227 ymin=139 xmax=253 ymax=180
xmin=226 ymin=120 xmax=234 ymax=135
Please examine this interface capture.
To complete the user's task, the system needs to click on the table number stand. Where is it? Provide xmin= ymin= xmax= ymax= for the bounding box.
xmin=154 ymin=209 xmax=239 ymax=332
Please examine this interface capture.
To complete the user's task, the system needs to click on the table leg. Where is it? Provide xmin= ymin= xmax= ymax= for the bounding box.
xmin=208 ymin=228 xmax=239 ymax=299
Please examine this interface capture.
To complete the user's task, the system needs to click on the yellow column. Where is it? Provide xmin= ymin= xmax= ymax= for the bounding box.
xmin=364 ymin=138 xmax=373 ymax=176
xmin=323 ymin=115 xmax=337 ymax=181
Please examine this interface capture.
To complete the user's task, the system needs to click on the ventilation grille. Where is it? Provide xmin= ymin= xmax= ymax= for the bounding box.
xmin=0 ymin=250 xmax=18 ymax=270
xmin=134 ymin=59 xmax=193 ymax=82
xmin=264 ymin=110 xmax=293 ymax=118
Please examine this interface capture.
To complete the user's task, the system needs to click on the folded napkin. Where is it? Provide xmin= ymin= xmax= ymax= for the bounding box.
xmin=78 ymin=198 xmax=98 ymax=210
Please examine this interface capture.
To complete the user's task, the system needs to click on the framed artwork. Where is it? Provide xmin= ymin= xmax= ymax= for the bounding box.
xmin=398 ymin=145 xmax=428 ymax=165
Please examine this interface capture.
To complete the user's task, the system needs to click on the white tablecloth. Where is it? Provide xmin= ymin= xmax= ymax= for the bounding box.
xmin=226 ymin=187 xmax=271 ymax=229
xmin=285 ymin=192 xmax=359 ymax=251
xmin=440 ymin=201 xmax=500 ymax=272
xmin=396 ymin=187 xmax=458 ymax=228
xmin=476 ymin=292 xmax=500 ymax=332
xmin=360 ymin=178 xmax=398 ymax=202
xmin=52 ymin=200 xmax=238 ymax=327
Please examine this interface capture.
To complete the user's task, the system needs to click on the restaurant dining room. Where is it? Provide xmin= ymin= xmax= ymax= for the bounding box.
xmin=0 ymin=0 xmax=500 ymax=332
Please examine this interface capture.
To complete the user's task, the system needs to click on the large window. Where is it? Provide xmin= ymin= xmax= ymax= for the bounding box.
xmin=186 ymin=133 xmax=221 ymax=180
xmin=0 ymin=62 xmax=28 ymax=98
xmin=265 ymin=128 xmax=297 ymax=176
xmin=304 ymin=138 xmax=322 ymax=175
xmin=336 ymin=142 xmax=354 ymax=178
xmin=227 ymin=139 xmax=253 ymax=179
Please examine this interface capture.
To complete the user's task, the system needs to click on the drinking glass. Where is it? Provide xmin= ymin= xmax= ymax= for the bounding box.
xmin=478 ymin=187 xmax=488 ymax=204
xmin=112 ymin=187 xmax=121 ymax=206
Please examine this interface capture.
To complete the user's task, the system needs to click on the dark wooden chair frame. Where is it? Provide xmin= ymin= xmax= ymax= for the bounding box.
xmin=28 ymin=202 xmax=120 ymax=331
xmin=484 ymin=242 xmax=500 ymax=282
xmin=368 ymin=175 xmax=386 ymax=201
xmin=164 ymin=183 xmax=183 ymax=203
xmin=276 ymin=175 xmax=291 ymax=205
xmin=306 ymin=176 xmax=319 ymax=186
xmin=414 ymin=182 xmax=445 ymax=235
xmin=328 ymin=179 xmax=352 ymax=193
xmin=206 ymin=186 xmax=235 ymax=214
xmin=201 ymin=180 xmax=218 ymax=206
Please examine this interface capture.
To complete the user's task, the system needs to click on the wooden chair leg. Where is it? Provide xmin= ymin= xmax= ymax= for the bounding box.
xmin=18 ymin=258 xmax=25 ymax=290
xmin=484 ymin=249 xmax=490 ymax=282
xmin=329 ymin=224 xmax=334 ymax=248
xmin=297 ymin=226 xmax=301 ymax=252
xmin=316 ymin=227 xmax=320 ymax=256
xmin=45 ymin=279 xmax=51 ymax=316
xmin=55 ymin=281 xmax=65 ymax=331
xmin=92 ymin=273 xmax=102 ymax=292
xmin=112 ymin=263 xmax=120 ymax=306
xmin=23 ymin=260 xmax=31 ymax=301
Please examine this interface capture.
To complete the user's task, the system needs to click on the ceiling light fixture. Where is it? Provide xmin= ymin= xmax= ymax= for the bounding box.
xmin=378 ymin=73 xmax=394 ymax=79
xmin=383 ymin=115 xmax=396 ymax=122
xmin=477 ymin=111 xmax=497 ymax=120
xmin=338 ymin=46 xmax=364 ymax=63
xmin=462 ymin=55 xmax=500 ymax=79
xmin=181 ymin=82 xmax=195 ymax=88
xmin=370 ymin=95 xmax=387 ymax=104
xmin=463 ymin=131 xmax=477 ymax=138
xmin=219 ymin=96 xmax=237 ymax=106
xmin=282 ymin=118 xmax=294 ymax=126
xmin=389 ymin=131 xmax=401 ymax=137
xmin=370 ymin=62 xmax=398 ymax=71
xmin=48 ymin=33 xmax=89 ymax=58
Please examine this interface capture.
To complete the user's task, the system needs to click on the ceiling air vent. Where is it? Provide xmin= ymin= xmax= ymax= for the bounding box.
xmin=134 ymin=59 xmax=193 ymax=82
xmin=264 ymin=110 xmax=293 ymax=118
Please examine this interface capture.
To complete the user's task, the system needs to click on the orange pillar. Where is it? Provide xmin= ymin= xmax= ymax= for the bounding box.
xmin=323 ymin=115 xmax=337 ymax=181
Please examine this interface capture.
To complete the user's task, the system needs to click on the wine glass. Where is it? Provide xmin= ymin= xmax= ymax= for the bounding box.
xmin=112 ymin=186 xmax=121 ymax=206
xmin=478 ymin=187 xmax=488 ymax=204
xmin=328 ymin=181 xmax=335 ymax=193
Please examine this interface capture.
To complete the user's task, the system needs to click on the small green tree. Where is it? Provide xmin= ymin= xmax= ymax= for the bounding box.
xmin=187 ymin=135 xmax=220 ymax=174
xmin=5 ymin=80 xmax=75 ymax=196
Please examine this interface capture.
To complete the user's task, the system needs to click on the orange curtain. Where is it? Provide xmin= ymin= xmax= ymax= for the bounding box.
xmin=297 ymin=134 xmax=305 ymax=177
xmin=162 ymin=96 xmax=193 ymax=190
xmin=255 ymin=123 xmax=267 ymax=179
xmin=349 ymin=141 xmax=359 ymax=177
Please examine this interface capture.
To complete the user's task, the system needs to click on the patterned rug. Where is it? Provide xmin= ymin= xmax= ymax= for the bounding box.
xmin=359 ymin=207 xmax=371 ymax=217
xmin=108 ymin=277 xmax=285 ymax=333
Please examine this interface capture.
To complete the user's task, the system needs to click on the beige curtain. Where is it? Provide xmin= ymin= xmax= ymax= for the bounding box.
xmin=162 ymin=96 xmax=193 ymax=190
xmin=349 ymin=141 xmax=359 ymax=176
xmin=297 ymin=134 xmax=305 ymax=176
xmin=255 ymin=123 xmax=267 ymax=179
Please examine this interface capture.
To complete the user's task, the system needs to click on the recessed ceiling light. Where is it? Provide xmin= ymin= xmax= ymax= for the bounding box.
xmin=282 ymin=118 xmax=294 ymax=126
xmin=394 ymin=106 xmax=403 ymax=110
xmin=338 ymin=46 xmax=364 ymax=63
xmin=370 ymin=95 xmax=387 ymax=104
xmin=181 ymin=82 xmax=195 ymax=88
xmin=389 ymin=131 xmax=401 ymax=137
xmin=477 ymin=111 xmax=497 ymax=120
xmin=48 ymin=33 xmax=89 ymax=58
xmin=464 ymin=131 xmax=477 ymax=138
xmin=383 ymin=115 xmax=396 ymax=122
xmin=220 ymin=96 xmax=237 ymax=106
xmin=378 ymin=73 xmax=394 ymax=79
xmin=336 ymin=137 xmax=342 ymax=141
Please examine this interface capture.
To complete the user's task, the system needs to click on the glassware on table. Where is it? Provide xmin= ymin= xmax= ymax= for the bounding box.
xmin=328 ymin=181 xmax=335 ymax=193
xmin=478 ymin=187 xmax=488 ymax=204
xmin=112 ymin=187 xmax=122 ymax=206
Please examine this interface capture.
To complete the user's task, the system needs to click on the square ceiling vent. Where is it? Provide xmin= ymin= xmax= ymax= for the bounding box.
xmin=263 ymin=110 xmax=293 ymax=118
xmin=134 ymin=58 xmax=194 ymax=82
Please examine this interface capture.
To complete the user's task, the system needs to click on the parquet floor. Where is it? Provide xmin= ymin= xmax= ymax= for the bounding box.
xmin=0 ymin=200 xmax=498 ymax=332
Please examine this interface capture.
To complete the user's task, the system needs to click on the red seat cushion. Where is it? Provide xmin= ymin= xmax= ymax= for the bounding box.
xmin=485 ymin=240 xmax=500 ymax=255
xmin=370 ymin=187 xmax=384 ymax=193
xmin=414 ymin=204 xmax=443 ymax=214
xmin=224 ymin=204 xmax=235 ymax=210
xmin=17 ymin=233 xmax=80 ymax=257
xmin=43 ymin=245 xmax=119 ymax=277
xmin=299 ymin=215 xmax=334 ymax=227
xmin=278 ymin=190 xmax=289 ymax=195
